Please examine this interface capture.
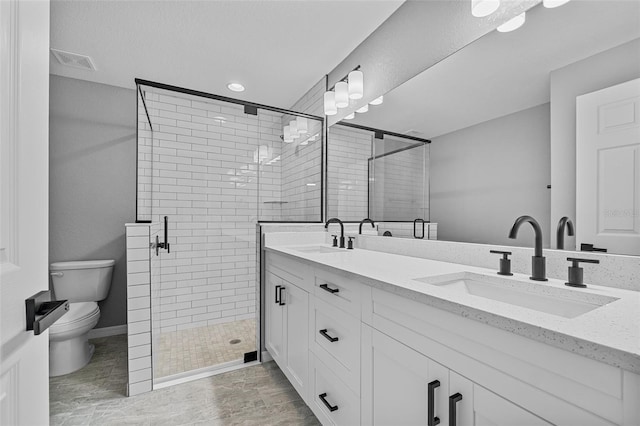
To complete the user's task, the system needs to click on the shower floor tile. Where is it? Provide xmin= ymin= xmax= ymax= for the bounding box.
xmin=156 ymin=319 xmax=256 ymax=378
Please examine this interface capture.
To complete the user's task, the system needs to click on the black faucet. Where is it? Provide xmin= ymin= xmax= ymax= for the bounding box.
xmin=325 ymin=218 xmax=345 ymax=248
xmin=556 ymin=217 xmax=574 ymax=250
xmin=508 ymin=215 xmax=547 ymax=281
xmin=359 ymin=218 xmax=375 ymax=234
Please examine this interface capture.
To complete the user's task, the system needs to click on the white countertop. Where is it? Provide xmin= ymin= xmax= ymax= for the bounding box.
xmin=265 ymin=239 xmax=640 ymax=374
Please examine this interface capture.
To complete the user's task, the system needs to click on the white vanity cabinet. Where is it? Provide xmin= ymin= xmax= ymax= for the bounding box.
xmin=265 ymin=252 xmax=311 ymax=400
xmin=264 ymin=250 xmax=640 ymax=426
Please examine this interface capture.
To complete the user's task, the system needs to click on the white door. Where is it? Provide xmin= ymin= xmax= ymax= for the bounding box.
xmin=576 ymin=78 xmax=640 ymax=256
xmin=0 ymin=0 xmax=51 ymax=424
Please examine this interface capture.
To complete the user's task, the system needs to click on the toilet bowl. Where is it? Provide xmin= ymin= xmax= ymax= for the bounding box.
xmin=49 ymin=259 xmax=114 ymax=377
xmin=49 ymin=302 xmax=101 ymax=376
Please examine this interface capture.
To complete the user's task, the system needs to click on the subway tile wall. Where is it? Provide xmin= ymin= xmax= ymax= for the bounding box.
xmin=327 ymin=125 xmax=372 ymax=220
xmin=370 ymin=144 xmax=430 ymax=221
xmin=141 ymin=92 xmax=282 ymax=332
xmin=125 ymin=223 xmax=156 ymax=396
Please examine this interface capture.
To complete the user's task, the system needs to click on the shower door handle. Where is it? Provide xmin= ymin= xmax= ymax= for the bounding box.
xmin=158 ymin=215 xmax=170 ymax=253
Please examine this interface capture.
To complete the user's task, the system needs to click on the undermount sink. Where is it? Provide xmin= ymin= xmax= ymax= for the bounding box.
xmin=290 ymin=245 xmax=344 ymax=254
xmin=413 ymin=272 xmax=618 ymax=319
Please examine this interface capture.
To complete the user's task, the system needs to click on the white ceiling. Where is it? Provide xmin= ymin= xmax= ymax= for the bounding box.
xmin=351 ymin=0 xmax=640 ymax=138
xmin=50 ymin=0 xmax=403 ymax=109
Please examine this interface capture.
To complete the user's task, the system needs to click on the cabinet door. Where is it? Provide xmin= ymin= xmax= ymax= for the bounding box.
xmin=283 ymin=281 xmax=309 ymax=398
xmin=265 ymin=272 xmax=285 ymax=362
xmin=368 ymin=329 xmax=431 ymax=425
xmin=473 ymin=384 xmax=551 ymax=426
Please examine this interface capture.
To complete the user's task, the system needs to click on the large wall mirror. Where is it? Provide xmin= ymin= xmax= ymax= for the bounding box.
xmin=336 ymin=0 xmax=639 ymax=255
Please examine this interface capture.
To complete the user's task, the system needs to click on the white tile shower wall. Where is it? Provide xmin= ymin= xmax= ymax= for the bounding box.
xmin=125 ymin=223 xmax=155 ymax=396
xmin=141 ymin=92 xmax=282 ymax=333
xmin=327 ymin=125 xmax=372 ymax=220
xmin=371 ymin=146 xmax=429 ymax=221
xmin=137 ymin=90 xmax=153 ymax=221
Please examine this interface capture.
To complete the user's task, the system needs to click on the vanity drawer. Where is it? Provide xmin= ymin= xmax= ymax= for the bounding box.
xmin=266 ymin=252 xmax=310 ymax=292
xmin=313 ymin=268 xmax=362 ymax=318
xmin=309 ymin=354 xmax=360 ymax=426
xmin=310 ymin=296 xmax=360 ymax=394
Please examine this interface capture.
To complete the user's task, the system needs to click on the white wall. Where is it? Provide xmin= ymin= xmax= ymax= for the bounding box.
xmin=549 ymin=38 xmax=640 ymax=248
xmin=431 ymin=103 xmax=551 ymax=248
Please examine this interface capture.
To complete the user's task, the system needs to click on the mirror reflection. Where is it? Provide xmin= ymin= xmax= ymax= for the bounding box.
xmin=345 ymin=0 xmax=640 ymax=255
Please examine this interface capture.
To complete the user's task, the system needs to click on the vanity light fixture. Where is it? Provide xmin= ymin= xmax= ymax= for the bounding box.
xmin=283 ymin=125 xmax=293 ymax=143
xmin=543 ymin=0 xmax=570 ymax=8
xmin=471 ymin=0 xmax=500 ymax=17
xmin=289 ymin=120 xmax=299 ymax=138
xmin=227 ymin=82 xmax=245 ymax=92
xmin=324 ymin=91 xmax=338 ymax=116
xmin=296 ymin=117 xmax=308 ymax=134
xmin=335 ymin=81 xmax=349 ymax=108
xmin=369 ymin=95 xmax=384 ymax=106
xmin=344 ymin=113 xmax=355 ymax=120
xmin=356 ymin=104 xmax=369 ymax=113
xmin=497 ymin=12 xmax=525 ymax=32
xmin=348 ymin=70 xmax=364 ymax=99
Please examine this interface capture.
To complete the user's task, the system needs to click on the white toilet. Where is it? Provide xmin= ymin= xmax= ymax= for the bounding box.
xmin=49 ymin=259 xmax=115 ymax=377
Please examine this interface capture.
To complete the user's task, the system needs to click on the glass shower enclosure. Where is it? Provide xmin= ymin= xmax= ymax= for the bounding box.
xmin=136 ymin=81 xmax=323 ymax=385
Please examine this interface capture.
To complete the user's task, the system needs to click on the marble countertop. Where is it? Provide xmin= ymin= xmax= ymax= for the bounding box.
xmin=265 ymin=235 xmax=640 ymax=374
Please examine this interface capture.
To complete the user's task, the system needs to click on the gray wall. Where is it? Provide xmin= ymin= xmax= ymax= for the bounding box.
xmin=430 ymin=103 xmax=550 ymax=248
xmin=49 ymin=75 xmax=136 ymax=329
xmin=549 ymin=38 xmax=640 ymax=248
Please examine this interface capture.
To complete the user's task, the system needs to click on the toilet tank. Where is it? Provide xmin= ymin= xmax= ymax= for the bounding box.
xmin=50 ymin=260 xmax=115 ymax=302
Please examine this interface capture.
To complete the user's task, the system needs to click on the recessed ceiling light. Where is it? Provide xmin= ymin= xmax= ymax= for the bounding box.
xmin=543 ymin=0 xmax=570 ymax=8
xmin=227 ymin=82 xmax=245 ymax=92
xmin=369 ymin=96 xmax=384 ymax=106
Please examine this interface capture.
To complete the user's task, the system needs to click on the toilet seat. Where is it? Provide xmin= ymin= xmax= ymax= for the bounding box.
xmin=50 ymin=302 xmax=100 ymax=336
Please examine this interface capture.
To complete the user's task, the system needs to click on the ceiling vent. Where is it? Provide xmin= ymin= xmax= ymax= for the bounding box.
xmin=50 ymin=48 xmax=97 ymax=71
xmin=404 ymin=129 xmax=424 ymax=138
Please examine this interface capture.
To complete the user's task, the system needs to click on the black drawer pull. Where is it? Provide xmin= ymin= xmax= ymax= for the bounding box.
xmin=275 ymin=285 xmax=281 ymax=304
xmin=449 ymin=393 xmax=463 ymax=426
xmin=428 ymin=380 xmax=441 ymax=426
xmin=319 ymin=329 xmax=339 ymax=342
xmin=320 ymin=283 xmax=339 ymax=294
xmin=319 ymin=393 xmax=338 ymax=412
xmin=278 ymin=286 xmax=285 ymax=306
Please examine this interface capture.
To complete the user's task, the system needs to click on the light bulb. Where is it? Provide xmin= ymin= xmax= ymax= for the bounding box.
xmin=497 ymin=12 xmax=525 ymax=32
xmin=289 ymin=120 xmax=299 ymax=138
xmin=543 ymin=0 xmax=570 ymax=8
xmin=283 ymin=126 xmax=293 ymax=143
xmin=227 ymin=82 xmax=245 ymax=92
xmin=335 ymin=81 xmax=349 ymax=108
xmin=369 ymin=96 xmax=384 ymax=106
xmin=348 ymin=70 xmax=364 ymax=100
xmin=324 ymin=91 xmax=337 ymax=116
xmin=296 ymin=117 xmax=308 ymax=134
xmin=472 ymin=0 xmax=500 ymax=17
xmin=356 ymin=104 xmax=369 ymax=114
xmin=344 ymin=113 xmax=355 ymax=120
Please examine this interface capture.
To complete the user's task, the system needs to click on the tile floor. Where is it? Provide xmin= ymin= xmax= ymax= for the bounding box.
xmin=50 ymin=334 xmax=320 ymax=425
xmin=157 ymin=319 xmax=257 ymax=378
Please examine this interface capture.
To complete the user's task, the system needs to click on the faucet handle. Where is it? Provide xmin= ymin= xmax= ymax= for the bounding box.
xmin=565 ymin=257 xmax=600 ymax=288
xmin=331 ymin=235 xmax=338 ymax=247
xmin=490 ymin=250 xmax=513 ymax=276
xmin=347 ymin=236 xmax=355 ymax=250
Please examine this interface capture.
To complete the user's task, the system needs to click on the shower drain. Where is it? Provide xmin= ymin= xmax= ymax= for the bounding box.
xmin=229 ymin=339 xmax=241 ymax=345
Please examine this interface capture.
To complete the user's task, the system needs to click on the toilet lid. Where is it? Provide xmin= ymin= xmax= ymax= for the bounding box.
xmin=55 ymin=302 xmax=99 ymax=326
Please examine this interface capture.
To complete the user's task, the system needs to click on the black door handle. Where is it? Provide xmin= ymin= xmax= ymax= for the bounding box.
xmin=278 ymin=286 xmax=285 ymax=306
xmin=275 ymin=285 xmax=281 ymax=304
xmin=319 ymin=283 xmax=339 ymax=294
xmin=428 ymin=380 xmax=441 ymax=426
xmin=319 ymin=329 xmax=339 ymax=342
xmin=449 ymin=393 xmax=463 ymax=426
xmin=318 ymin=393 xmax=338 ymax=412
